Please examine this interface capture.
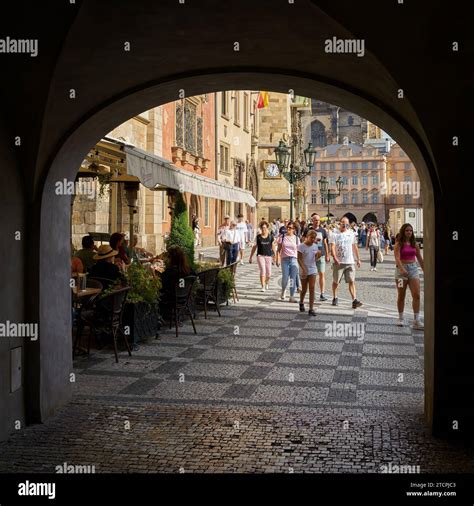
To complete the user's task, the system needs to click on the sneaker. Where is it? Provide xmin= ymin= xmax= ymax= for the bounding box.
xmin=308 ymin=309 xmax=317 ymax=316
xmin=412 ymin=320 xmax=424 ymax=330
xmin=299 ymin=303 xmax=305 ymax=312
xmin=373 ymin=267 xmax=377 ymax=271
xmin=240 ymin=260 xmax=244 ymax=265
xmin=332 ymin=297 xmax=338 ymax=306
xmin=370 ymin=267 xmax=374 ymax=271
xmin=396 ymin=318 xmax=405 ymax=327
xmin=261 ymin=286 xmax=266 ymax=292
xmin=265 ymin=284 xmax=269 ymax=290
xmin=319 ymin=294 xmax=328 ymax=301
xmin=289 ymin=297 xmax=298 ymax=303
xmin=280 ymin=294 xmax=286 ymax=301
xmin=352 ymin=299 xmax=363 ymax=309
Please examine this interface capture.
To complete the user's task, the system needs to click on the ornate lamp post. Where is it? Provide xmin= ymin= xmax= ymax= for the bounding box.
xmin=318 ymin=175 xmax=344 ymax=223
xmin=274 ymin=140 xmax=316 ymax=221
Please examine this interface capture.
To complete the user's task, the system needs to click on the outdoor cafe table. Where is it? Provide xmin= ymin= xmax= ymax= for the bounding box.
xmin=72 ymin=287 xmax=102 ymax=299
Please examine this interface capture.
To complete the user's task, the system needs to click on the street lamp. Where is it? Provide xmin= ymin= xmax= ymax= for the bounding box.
xmin=275 ymin=140 xmax=316 ymax=221
xmin=318 ymin=175 xmax=344 ymax=223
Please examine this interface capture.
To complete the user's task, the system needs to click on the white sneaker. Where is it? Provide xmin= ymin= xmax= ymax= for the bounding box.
xmin=412 ymin=320 xmax=424 ymax=330
xmin=370 ymin=268 xmax=374 ymax=271
xmin=280 ymin=293 xmax=286 ymax=301
xmin=396 ymin=318 xmax=405 ymax=327
xmin=374 ymin=268 xmax=377 ymax=271
xmin=261 ymin=286 xmax=266 ymax=292
xmin=265 ymin=284 xmax=269 ymax=290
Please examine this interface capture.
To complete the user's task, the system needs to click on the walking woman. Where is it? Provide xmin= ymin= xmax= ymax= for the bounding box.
xmin=394 ymin=223 xmax=424 ymax=329
xmin=366 ymin=223 xmax=381 ymax=271
xmin=249 ymin=221 xmax=275 ymax=291
xmin=384 ymin=225 xmax=391 ymax=255
xmin=276 ymin=223 xmax=300 ymax=302
xmin=297 ymin=229 xmax=319 ymax=316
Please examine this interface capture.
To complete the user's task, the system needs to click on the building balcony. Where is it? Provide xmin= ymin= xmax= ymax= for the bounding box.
xmin=171 ymin=146 xmax=210 ymax=173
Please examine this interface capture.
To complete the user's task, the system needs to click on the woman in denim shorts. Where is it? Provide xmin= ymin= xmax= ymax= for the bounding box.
xmin=394 ymin=224 xmax=424 ymax=329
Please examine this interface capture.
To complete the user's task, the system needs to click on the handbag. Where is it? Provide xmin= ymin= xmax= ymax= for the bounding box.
xmin=377 ymin=249 xmax=384 ymax=263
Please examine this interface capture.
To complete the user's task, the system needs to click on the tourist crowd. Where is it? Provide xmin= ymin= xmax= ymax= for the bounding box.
xmin=217 ymin=212 xmax=424 ymax=329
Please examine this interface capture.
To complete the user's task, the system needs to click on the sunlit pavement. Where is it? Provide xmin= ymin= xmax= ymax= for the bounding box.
xmin=2 ymin=251 xmax=471 ymax=474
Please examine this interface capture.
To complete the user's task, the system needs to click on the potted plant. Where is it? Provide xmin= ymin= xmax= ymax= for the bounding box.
xmin=195 ymin=261 xmax=234 ymax=305
xmin=122 ymin=262 xmax=162 ymax=346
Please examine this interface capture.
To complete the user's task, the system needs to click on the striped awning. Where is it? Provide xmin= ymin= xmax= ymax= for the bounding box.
xmin=125 ymin=145 xmax=256 ymax=207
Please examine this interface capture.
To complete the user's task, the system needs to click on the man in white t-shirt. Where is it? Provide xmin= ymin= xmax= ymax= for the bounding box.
xmin=236 ymin=213 xmax=248 ymax=265
xmin=329 ymin=216 xmax=363 ymax=309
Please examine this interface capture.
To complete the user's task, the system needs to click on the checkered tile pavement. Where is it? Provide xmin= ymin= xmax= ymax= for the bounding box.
xmin=73 ymin=260 xmax=424 ymax=411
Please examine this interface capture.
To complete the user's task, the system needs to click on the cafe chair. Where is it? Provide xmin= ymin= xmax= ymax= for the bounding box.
xmin=168 ymin=275 xmax=197 ymax=338
xmin=196 ymin=268 xmax=221 ymax=319
xmin=74 ymin=286 xmax=131 ymax=363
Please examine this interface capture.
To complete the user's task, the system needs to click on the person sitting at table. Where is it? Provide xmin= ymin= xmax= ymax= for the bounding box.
xmin=74 ymin=235 xmax=97 ymax=272
xmin=110 ymin=232 xmax=130 ymax=267
xmin=160 ymin=245 xmax=195 ymax=296
xmin=71 ymin=256 xmax=84 ymax=276
xmin=89 ymin=245 xmax=126 ymax=290
xmin=159 ymin=246 xmax=196 ymax=323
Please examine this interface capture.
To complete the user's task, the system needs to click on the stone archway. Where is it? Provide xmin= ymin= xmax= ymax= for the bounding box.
xmin=35 ymin=71 xmax=437 ymax=436
xmin=362 ymin=212 xmax=378 ymax=223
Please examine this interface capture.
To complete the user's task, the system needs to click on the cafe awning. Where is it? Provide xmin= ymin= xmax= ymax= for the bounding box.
xmin=124 ymin=145 xmax=257 ymax=207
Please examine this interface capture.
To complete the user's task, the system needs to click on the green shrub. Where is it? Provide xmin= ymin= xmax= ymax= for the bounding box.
xmin=217 ymin=268 xmax=234 ymax=301
xmin=166 ymin=192 xmax=195 ymax=267
xmin=124 ymin=263 xmax=162 ymax=306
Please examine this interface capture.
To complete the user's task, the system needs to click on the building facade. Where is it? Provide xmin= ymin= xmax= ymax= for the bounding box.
xmin=215 ymin=90 xmax=259 ymax=227
xmin=162 ymin=94 xmax=217 ymax=247
xmin=384 ymin=143 xmax=423 ymax=221
xmin=307 ymin=141 xmax=387 ymax=223
xmin=72 ymin=108 xmax=167 ymax=254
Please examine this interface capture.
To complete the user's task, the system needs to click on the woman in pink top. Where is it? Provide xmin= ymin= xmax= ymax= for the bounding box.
xmin=394 ymin=223 xmax=424 ymax=329
xmin=276 ymin=223 xmax=300 ymax=302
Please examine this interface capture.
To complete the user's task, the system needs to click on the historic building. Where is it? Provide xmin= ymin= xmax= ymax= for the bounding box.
xmin=72 ymin=108 xmax=167 ymax=253
xmin=256 ymin=93 xmax=310 ymax=222
xmin=307 ymin=140 xmax=388 ymax=223
xmin=215 ymin=90 xmax=259 ymax=226
xmin=385 ymin=142 xmax=423 ymax=219
xmin=303 ymin=99 xmax=384 ymax=148
xmin=307 ymin=139 xmax=422 ymax=224
xmin=162 ymin=94 xmax=217 ymax=247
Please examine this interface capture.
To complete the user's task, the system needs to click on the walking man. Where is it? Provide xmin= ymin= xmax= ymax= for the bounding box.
xmin=236 ymin=213 xmax=248 ymax=265
xmin=217 ymin=215 xmax=230 ymax=266
xmin=329 ymin=216 xmax=363 ymax=309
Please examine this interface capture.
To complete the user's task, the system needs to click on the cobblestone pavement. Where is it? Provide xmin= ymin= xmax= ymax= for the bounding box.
xmin=1 ymin=250 xmax=467 ymax=474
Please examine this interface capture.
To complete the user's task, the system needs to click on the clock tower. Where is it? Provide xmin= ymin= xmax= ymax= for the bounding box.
xmin=256 ymin=92 xmax=293 ymax=222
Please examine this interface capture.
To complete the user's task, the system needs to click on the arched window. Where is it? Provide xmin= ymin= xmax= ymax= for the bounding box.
xmin=311 ymin=120 xmax=327 ymax=148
